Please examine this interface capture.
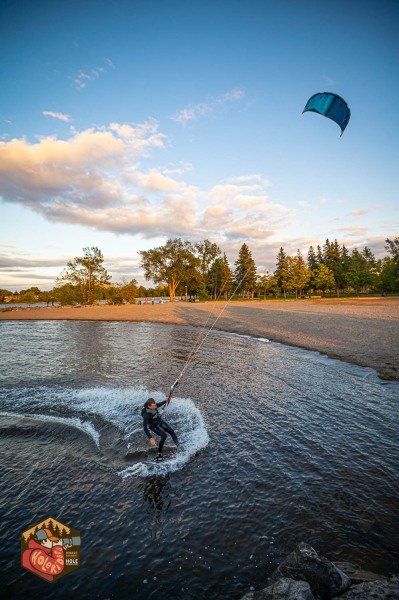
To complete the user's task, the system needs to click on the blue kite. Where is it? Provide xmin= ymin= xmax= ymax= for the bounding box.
xmin=303 ymin=92 xmax=350 ymax=136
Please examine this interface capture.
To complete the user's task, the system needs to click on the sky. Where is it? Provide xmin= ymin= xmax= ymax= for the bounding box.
xmin=1 ymin=0 xmax=398 ymax=291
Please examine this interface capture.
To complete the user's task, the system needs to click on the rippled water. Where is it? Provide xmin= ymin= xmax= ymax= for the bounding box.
xmin=1 ymin=320 xmax=398 ymax=599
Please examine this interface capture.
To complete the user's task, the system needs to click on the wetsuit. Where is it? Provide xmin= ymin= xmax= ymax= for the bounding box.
xmin=142 ymin=400 xmax=179 ymax=453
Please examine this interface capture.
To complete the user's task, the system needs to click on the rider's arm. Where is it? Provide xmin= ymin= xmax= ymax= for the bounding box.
xmin=156 ymin=400 xmax=167 ymax=408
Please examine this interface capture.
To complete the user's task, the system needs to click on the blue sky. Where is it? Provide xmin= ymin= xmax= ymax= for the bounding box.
xmin=1 ymin=0 xmax=398 ymax=290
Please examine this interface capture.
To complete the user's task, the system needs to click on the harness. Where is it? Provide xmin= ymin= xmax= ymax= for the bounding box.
xmin=141 ymin=406 xmax=161 ymax=428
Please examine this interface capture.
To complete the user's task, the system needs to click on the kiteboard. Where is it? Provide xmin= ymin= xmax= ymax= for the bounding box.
xmin=145 ymin=451 xmax=185 ymax=465
xmin=147 ymin=452 xmax=178 ymax=464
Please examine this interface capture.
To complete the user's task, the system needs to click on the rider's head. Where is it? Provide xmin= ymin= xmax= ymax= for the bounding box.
xmin=146 ymin=398 xmax=156 ymax=409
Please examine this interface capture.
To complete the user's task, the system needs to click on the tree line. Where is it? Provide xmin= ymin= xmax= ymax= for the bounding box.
xmin=139 ymin=237 xmax=399 ymax=301
xmin=1 ymin=237 xmax=398 ymax=305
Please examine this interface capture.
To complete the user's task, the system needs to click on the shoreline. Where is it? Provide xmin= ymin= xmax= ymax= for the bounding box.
xmin=1 ymin=297 xmax=398 ymax=380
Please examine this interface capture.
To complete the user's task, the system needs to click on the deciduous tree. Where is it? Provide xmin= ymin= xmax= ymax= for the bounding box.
xmin=139 ymin=238 xmax=199 ymax=302
xmin=56 ymin=247 xmax=111 ymax=304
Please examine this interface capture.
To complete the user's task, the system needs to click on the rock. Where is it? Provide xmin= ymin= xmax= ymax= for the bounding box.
xmin=338 ymin=575 xmax=399 ymax=599
xmin=269 ymin=542 xmax=351 ymax=599
xmin=334 ymin=561 xmax=387 ymax=585
xmin=241 ymin=577 xmax=315 ymax=599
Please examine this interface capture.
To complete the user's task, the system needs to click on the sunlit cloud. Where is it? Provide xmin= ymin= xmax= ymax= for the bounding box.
xmin=0 ymin=122 xmax=295 ymax=252
xmin=43 ymin=111 xmax=71 ymax=123
xmin=172 ymin=88 xmax=246 ymax=125
xmin=1 ymin=115 xmax=393 ymax=292
xmin=349 ymin=209 xmax=367 ymax=216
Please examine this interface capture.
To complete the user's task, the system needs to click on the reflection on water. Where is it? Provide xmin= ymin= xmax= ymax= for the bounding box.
xmin=0 ymin=320 xmax=398 ymax=599
xmin=143 ymin=478 xmax=171 ymax=540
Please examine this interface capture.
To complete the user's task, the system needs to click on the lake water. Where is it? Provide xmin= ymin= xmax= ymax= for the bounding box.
xmin=0 ymin=320 xmax=398 ymax=599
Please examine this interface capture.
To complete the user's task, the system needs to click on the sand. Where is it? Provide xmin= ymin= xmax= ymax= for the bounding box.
xmin=1 ymin=297 xmax=398 ymax=380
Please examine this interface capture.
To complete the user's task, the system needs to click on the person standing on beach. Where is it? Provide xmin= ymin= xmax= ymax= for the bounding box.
xmin=142 ymin=398 xmax=179 ymax=461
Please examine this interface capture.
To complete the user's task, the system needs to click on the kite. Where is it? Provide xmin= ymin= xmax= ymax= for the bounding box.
xmin=303 ymin=92 xmax=350 ymax=136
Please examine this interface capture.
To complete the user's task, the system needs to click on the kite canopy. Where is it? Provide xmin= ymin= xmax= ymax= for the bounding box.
xmin=303 ymin=92 xmax=350 ymax=136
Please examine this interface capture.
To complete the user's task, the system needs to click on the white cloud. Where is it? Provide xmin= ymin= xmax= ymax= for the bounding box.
xmin=226 ymin=174 xmax=268 ymax=184
xmin=72 ymin=59 xmax=115 ymax=90
xmin=43 ymin=111 xmax=71 ymax=123
xmin=172 ymin=88 xmax=246 ymax=125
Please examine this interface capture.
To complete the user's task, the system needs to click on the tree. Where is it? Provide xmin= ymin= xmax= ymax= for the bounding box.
xmin=378 ymin=257 xmax=398 ymax=293
xmin=19 ymin=290 xmax=37 ymax=304
xmin=385 ymin=237 xmax=399 ymax=260
xmin=348 ymin=246 xmax=376 ymax=295
xmin=53 ymin=283 xmax=82 ymax=306
xmin=361 ymin=246 xmax=377 ymax=294
xmin=257 ymin=271 xmax=278 ymax=298
xmin=234 ymin=243 xmax=257 ymax=298
xmin=208 ymin=253 xmax=234 ymax=300
xmin=313 ymin=264 xmax=335 ymax=297
xmin=289 ymin=250 xmax=310 ymax=298
xmin=0 ymin=289 xmax=13 ymax=302
xmin=307 ymin=246 xmax=318 ymax=270
xmin=323 ymin=238 xmax=344 ymax=296
xmin=56 ymin=247 xmax=111 ymax=304
xmin=139 ymin=238 xmax=199 ymax=302
xmin=275 ymin=247 xmax=289 ymax=298
xmin=116 ymin=278 xmax=139 ymax=303
xmin=195 ymin=240 xmax=221 ymax=300
xmin=340 ymin=244 xmax=352 ymax=295
xmin=384 ymin=237 xmax=399 ymax=291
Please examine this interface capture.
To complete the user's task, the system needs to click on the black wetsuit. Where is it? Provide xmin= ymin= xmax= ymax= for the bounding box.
xmin=142 ymin=401 xmax=179 ymax=453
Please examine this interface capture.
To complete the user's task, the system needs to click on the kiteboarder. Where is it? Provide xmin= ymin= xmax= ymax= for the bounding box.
xmin=142 ymin=398 xmax=179 ymax=461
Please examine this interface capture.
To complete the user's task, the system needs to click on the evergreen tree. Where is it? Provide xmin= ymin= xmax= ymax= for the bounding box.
xmin=307 ymin=246 xmax=318 ymax=270
xmin=379 ymin=257 xmax=398 ymax=292
xmin=275 ymin=247 xmax=289 ymax=298
xmin=361 ymin=246 xmax=377 ymax=294
xmin=330 ymin=240 xmax=345 ymax=296
xmin=208 ymin=253 xmax=234 ymax=299
xmin=348 ymin=248 xmax=367 ymax=295
xmin=340 ymin=244 xmax=351 ymax=294
xmin=383 ymin=237 xmax=399 ymax=291
xmin=290 ymin=250 xmax=311 ymax=298
xmin=307 ymin=245 xmax=318 ymax=291
xmin=234 ymin=244 xmax=257 ymax=298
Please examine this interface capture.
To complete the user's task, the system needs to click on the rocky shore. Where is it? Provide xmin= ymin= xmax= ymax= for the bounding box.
xmin=1 ymin=297 xmax=398 ymax=379
xmin=241 ymin=543 xmax=399 ymax=599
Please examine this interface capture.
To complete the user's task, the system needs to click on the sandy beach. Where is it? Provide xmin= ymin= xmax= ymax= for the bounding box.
xmin=1 ymin=297 xmax=398 ymax=380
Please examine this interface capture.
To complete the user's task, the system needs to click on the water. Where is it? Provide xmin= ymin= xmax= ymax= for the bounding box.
xmin=0 ymin=303 xmax=60 ymax=308
xmin=0 ymin=320 xmax=398 ymax=599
